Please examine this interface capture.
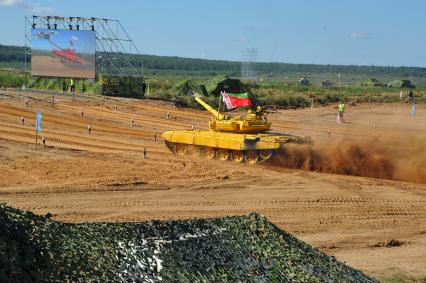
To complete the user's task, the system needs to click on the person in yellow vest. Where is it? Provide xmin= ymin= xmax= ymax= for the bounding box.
xmin=338 ymin=102 xmax=345 ymax=122
xmin=70 ymin=78 xmax=76 ymax=94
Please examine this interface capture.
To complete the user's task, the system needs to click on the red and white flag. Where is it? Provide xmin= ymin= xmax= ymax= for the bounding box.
xmin=221 ymin=91 xmax=252 ymax=109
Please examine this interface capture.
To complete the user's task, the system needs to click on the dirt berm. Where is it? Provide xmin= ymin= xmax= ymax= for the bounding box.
xmin=0 ymin=204 xmax=376 ymax=282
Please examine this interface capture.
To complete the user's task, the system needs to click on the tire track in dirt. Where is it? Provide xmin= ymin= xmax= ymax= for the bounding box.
xmin=58 ymin=103 xmax=201 ymax=130
xmin=0 ymin=123 xmax=162 ymax=153
xmin=0 ymin=121 xmax=157 ymax=147
xmin=0 ymin=103 xmax=153 ymax=138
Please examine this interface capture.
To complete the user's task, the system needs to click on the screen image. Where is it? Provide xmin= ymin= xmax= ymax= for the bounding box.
xmin=31 ymin=28 xmax=96 ymax=78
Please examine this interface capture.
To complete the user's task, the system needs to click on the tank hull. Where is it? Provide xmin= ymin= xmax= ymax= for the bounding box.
xmin=163 ymin=130 xmax=308 ymax=150
xmin=162 ymin=130 xmax=311 ymax=164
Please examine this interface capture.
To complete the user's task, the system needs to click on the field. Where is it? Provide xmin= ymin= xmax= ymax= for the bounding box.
xmin=0 ymin=89 xmax=425 ymax=281
xmin=31 ymin=55 xmax=95 ymax=78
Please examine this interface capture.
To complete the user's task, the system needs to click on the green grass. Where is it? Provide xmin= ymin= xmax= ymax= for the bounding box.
xmin=0 ymin=70 xmax=28 ymax=88
xmin=378 ymin=272 xmax=426 ymax=283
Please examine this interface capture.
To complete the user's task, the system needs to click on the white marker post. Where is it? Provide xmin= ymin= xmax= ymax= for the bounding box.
xmin=412 ymin=103 xmax=416 ymax=117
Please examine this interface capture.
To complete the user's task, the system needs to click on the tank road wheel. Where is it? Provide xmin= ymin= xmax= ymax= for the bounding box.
xmin=203 ymin=147 xmax=216 ymax=160
xmin=245 ymin=150 xmax=259 ymax=164
xmin=231 ymin=150 xmax=244 ymax=163
xmin=216 ymin=149 xmax=230 ymax=161
xmin=175 ymin=144 xmax=187 ymax=156
xmin=193 ymin=146 xmax=203 ymax=157
xmin=259 ymin=149 xmax=273 ymax=160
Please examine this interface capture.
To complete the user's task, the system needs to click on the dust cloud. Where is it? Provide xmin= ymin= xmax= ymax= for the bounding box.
xmin=272 ymin=139 xmax=426 ymax=183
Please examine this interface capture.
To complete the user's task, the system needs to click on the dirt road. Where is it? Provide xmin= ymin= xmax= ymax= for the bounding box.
xmin=0 ymin=89 xmax=425 ymax=279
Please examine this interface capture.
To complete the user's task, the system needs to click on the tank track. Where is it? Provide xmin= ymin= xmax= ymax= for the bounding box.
xmin=164 ymin=142 xmax=275 ymax=165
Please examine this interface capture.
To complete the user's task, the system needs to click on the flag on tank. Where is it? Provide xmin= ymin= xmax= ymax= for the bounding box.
xmin=221 ymin=91 xmax=252 ymax=109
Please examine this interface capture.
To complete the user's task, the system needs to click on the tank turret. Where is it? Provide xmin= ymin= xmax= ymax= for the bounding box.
xmin=195 ymin=96 xmax=270 ymax=133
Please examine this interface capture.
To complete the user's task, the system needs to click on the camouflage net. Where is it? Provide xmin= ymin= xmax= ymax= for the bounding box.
xmin=0 ymin=203 xmax=377 ymax=282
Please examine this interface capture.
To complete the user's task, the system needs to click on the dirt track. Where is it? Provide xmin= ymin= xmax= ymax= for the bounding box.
xmin=0 ymin=89 xmax=425 ymax=279
xmin=31 ymin=55 xmax=95 ymax=78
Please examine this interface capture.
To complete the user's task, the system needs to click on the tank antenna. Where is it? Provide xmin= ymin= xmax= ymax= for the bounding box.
xmin=217 ymin=91 xmax=222 ymax=121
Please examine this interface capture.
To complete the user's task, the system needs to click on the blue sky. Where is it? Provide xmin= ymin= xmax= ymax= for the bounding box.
xmin=1 ymin=0 xmax=425 ymax=67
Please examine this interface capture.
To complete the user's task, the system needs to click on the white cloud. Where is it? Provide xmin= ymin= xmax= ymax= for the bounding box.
xmin=351 ymin=32 xmax=370 ymax=39
xmin=0 ymin=0 xmax=22 ymax=6
xmin=27 ymin=2 xmax=54 ymax=14
xmin=240 ymin=37 xmax=251 ymax=44
xmin=0 ymin=0 xmax=54 ymax=14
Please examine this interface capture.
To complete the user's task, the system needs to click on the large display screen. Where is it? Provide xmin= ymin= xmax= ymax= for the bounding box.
xmin=31 ymin=28 xmax=96 ymax=78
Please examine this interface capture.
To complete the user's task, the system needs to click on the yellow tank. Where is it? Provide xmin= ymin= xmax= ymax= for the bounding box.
xmin=162 ymin=96 xmax=311 ymax=164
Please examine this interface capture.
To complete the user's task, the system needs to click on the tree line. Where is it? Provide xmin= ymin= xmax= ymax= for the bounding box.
xmin=1 ymin=44 xmax=426 ymax=77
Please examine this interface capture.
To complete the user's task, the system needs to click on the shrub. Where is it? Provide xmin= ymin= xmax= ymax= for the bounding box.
xmin=0 ymin=72 xmax=27 ymax=87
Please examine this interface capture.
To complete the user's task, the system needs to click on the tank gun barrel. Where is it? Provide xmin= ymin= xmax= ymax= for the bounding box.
xmin=195 ymin=97 xmax=225 ymax=120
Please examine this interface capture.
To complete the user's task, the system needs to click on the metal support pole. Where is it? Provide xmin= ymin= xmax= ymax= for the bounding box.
xmin=24 ymin=17 xmax=27 ymax=76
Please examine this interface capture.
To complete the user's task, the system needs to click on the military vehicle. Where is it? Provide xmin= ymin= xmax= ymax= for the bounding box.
xmin=162 ymin=96 xmax=311 ymax=164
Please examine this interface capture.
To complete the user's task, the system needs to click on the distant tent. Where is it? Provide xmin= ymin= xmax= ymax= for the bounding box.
xmin=298 ymin=77 xmax=310 ymax=86
xmin=206 ymin=76 xmax=249 ymax=97
xmin=389 ymin=79 xmax=415 ymax=88
xmin=361 ymin=78 xmax=383 ymax=87
xmin=174 ymin=80 xmax=208 ymax=96
xmin=321 ymin=80 xmax=333 ymax=87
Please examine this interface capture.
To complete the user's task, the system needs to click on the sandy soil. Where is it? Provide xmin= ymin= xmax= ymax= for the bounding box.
xmin=32 ymin=55 xmax=95 ymax=78
xmin=0 ymin=89 xmax=425 ymax=279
